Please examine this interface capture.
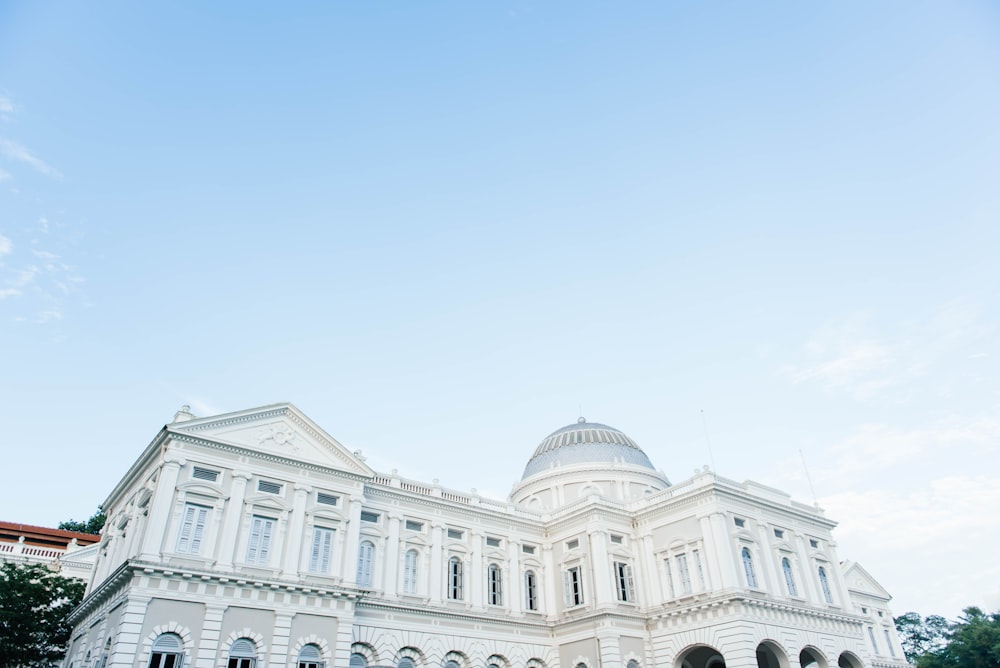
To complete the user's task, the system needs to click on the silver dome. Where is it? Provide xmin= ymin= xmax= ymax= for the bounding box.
xmin=521 ymin=418 xmax=658 ymax=479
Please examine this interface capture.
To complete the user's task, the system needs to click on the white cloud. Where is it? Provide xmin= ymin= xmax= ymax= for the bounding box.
xmin=0 ymin=287 xmax=19 ymax=299
xmin=0 ymin=95 xmax=13 ymax=115
xmin=0 ymin=138 xmax=62 ymax=178
xmin=37 ymin=216 xmax=49 ymax=233
xmin=0 ymin=234 xmax=11 ymax=256
xmin=781 ymin=301 xmax=995 ymax=402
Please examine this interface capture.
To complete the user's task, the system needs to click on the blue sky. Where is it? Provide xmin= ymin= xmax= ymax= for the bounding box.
xmin=2 ymin=2 xmax=999 ymax=619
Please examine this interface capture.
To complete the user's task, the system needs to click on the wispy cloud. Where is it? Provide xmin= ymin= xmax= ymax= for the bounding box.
xmin=0 ymin=138 xmax=62 ymax=179
xmin=780 ymin=301 xmax=994 ymax=401
xmin=0 ymin=234 xmax=11 ymax=256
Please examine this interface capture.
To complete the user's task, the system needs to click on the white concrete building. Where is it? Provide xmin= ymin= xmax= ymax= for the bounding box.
xmin=64 ymin=403 xmax=908 ymax=668
xmin=0 ymin=521 xmax=100 ymax=582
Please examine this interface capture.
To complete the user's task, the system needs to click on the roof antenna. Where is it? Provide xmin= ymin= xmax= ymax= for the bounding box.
xmin=700 ymin=409 xmax=717 ymax=472
xmin=799 ymin=449 xmax=819 ymax=507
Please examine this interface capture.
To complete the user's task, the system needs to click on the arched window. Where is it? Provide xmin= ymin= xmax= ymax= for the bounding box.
xmin=742 ymin=547 xmax=758 ymax=588
xmin=782 ymin=557 xmax=798 ymax=596
xmin=148 ymin=633 xmax=183 ymax=668
xmin=349 ymin=654 xmax=368 ymax=668
xmin=403 ymin=549 xmax=419 ymax=594
xmin=488 ymin=563 xmax=503 ymax=605
xmin=228 ymin=638 xmax=256 ymax=668
xmin=444 ymin=662 xmax=460 ymax=668
xmin=357 ymin=540 xmax=374 ymax=587
xmin=398 ymin=659 xmax=415 ymax=668
xmin=298 ymin=644 xmax=324 ymax=668
xmin=448 ymin=556 xmax=463 ymax=600
xmin=525 ymin=570 xmax=538 ymax=611
xmin=627 ymin=661 xmax=640 ymax=668
xmin=818 ymin=566 xmax=833 ymax=604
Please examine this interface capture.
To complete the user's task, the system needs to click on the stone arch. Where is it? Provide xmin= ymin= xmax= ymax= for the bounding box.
xmin=396 ymin=645 xmax=426 ymax=668
xmin=623 ymin=651 xmax=643 ymax=668
xmin=141 ymin=623 xmax=194 ymax=667
xmin=571 ymin=655 xmax=593 ymax=668
xmin=676 ymin=644 xmax=727 ymax=668
xmin=837 ymin=652 xmax=864 ymax=668
xmin=351 ymin=641 xmax=379 ymax=666
xmin=221 ymin=629 xmax=267 ymax=657
xmin=442 ymin=650 xmax=470 ymax=668
xmin=486 ymin=654 xmax=510 ymax=668
xmin=526 ymin=658 xmax=547 ymax=668
xmin=799 ymin=647 xmax=829 ymax=668
xmin=291 ymin=635 xmax=332 ymax=663
xmin=756 ymin=641 xmax=790 ymax=668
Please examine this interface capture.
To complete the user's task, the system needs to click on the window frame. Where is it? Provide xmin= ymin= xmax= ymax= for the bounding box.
xmin=447 ymin=555 xmax=464 ymax=600
xmin=357 ymin=540 xmax=375 ymax=586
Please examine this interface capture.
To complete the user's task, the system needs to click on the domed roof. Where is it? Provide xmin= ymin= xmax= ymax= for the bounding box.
xmin=521 ymin=417 xmax=658 ymax=480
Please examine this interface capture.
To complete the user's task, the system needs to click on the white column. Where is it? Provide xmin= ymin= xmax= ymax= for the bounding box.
xmin=195 ymin=604 xmax=226 ymax=668
xmin=342 ymin=495 xmax=364 ymax=583
xmin=282 ymin=484 xmax=310 ymax=577
xmin=471 ymin=530 xmax=484 ymax=608
xmin=756 ymin=523 xmax=775 ymax=593
xmin=699 ymin=516 xmax=722 ymax=592
xmin=507 ymin=540 xmax=521 ymax=615
xmin=638 ymin=533 xmax=657 ymax=607
xmin=710 ymin=513 xmax=738 ymax=588
xmin=794 ymin=535 xmax=819 ymax=603
xmin=138 ymin=458 xmax=183 ymax=561
xmin=588 ymin=525 xmax=612 ymax=607
xmin=542 ymin=542 xmax=557 ymax=618
xmin=429 ymin=522 xmax=444 ymax=604
xmin=384 ymin=513 xmax=401 ymax=598
xmin=216 ymin=471 xmax=251 ymax=569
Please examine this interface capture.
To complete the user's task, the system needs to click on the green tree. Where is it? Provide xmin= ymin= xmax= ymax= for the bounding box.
xmin=0 ymin=562 xmax=86 ymax=667
xmin=58 ymin=508 xmax=106 ymax=535
xmin=895 ymin=611 xmax=951 ymax=663
xmin=917 ymin=607 xmax=1000 ymax=668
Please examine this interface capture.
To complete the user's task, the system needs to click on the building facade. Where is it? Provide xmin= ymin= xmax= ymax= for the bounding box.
xmin=0 ymin=521 xmax=99 ymax=582
xmin=63 ymin=403 xmax=908 ymax=668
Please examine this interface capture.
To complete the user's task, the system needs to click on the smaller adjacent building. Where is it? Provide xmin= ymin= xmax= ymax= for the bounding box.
xmin=0 ymin=521 xmax=101 ymax=582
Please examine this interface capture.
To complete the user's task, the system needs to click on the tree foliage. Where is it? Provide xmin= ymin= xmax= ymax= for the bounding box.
xmin=899 ymin=607 xmax=1000 ymax=668
xmin=0 ymin=562 xmax=86 ymax=667
xmin=57 ymin=508 xmax=106 ymax=536
xmin=896 ymin=611 xmax=951 ymax=663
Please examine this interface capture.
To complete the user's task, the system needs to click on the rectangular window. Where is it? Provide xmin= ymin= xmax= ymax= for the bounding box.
xmin=884 ymin=630 xmax=896 ymax=658
xmin=447 ymin=528 xmax=464 ymax=539
xmin=316 ymin=492 xmax=338 ymax=506
xmin=734 ymin=517 xmax=746 ymax=528
xmin=486 ymin=536 xmax=501 ymax=548
xmin=677 ymin=553 xmax=692 ymax=594
xmin=405 ymin=520 xmax=423 ymax=532
xmin=614 ymin=561 xmax=635 ymax=602
xmin=525 ymin=570 xmax=538 ymax=611
xmin=257 ymin=480 xmax=282 ymax=495
xmin=566 ymin=538 xmax=579 ymax=550
xmin=246 ymin=516 xmax=275 ymax=564
xmin=693 ymin=549 xmax=706 ymax=590
xmin=403 ymin=549 xmax=419 ymax=594
xmin=774 ymin=528 xmax=785 ymax=538
xmin=810 ymin=539 xmax=820 ymax=548
xmin=357 ymin=541 xmax=374 ymax=586
xmin=192 ymin=466 xmax=219 ymax=482
xmin=610 ymin=534 xmax=623 ymax=544
xmin=522 ymin=545 xmax=536 ymax=555
xmin=309 ymin=526 xmax=334 ymax=573
xmin=176 ymin=503 xmax=210 ymax=554
xmin=488 ymin=564 xmax=503 ymax=605
xmin=563 ymin=566 xmax=584 ymax=606
xmin=868 ymin=627 xmax=879 ymax=654
xmin=360 ymin=510 xmax=379 ymax=523
xmin=448 ymin=557 xmax=463 ymax=599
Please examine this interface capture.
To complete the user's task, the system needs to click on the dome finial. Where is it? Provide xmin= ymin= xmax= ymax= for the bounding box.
xmin=577 ymin=416 xmax=586 ymax=423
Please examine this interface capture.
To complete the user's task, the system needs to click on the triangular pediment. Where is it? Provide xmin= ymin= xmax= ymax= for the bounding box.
xmin=167 ymin=403 xmax=374 ymax=477
xmin=842 ymin=560 xmax=892 ymax=600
